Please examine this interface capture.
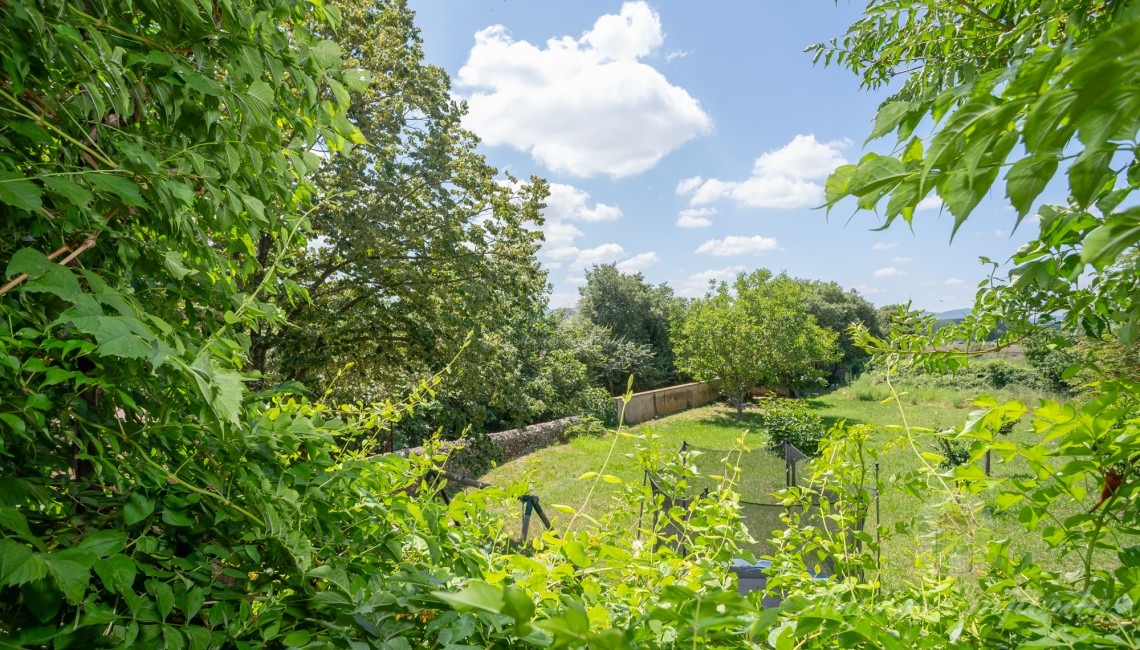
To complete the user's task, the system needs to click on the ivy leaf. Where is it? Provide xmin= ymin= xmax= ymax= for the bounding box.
xmin=0 ymin=171 xmax=42 ymax=212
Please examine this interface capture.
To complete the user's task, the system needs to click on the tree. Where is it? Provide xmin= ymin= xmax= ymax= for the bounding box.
xmin=249 ymin=0 xmax=552 ymax=440
xmin=576 ymin=263 xmax=683 ymax=390
xmin=673 ymin=270 xmax=839 ymax=414
xmin=799 ymin=280 xmax=884 ymax=382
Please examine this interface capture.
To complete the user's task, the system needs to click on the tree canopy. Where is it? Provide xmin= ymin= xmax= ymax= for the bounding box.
xmin=575 ymin=263 xmax=683 ymax=391
xmin=673 ymin=270 xmax=839 ymax=413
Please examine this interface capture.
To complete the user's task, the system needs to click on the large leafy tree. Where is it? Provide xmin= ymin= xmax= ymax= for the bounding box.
xmin=251 ymin=0 xmax=550 ymax=437
xmin=673 ymin=270 xmax=838 ymax=414
xmin=576 ymin=263 xmax=683 ymax=391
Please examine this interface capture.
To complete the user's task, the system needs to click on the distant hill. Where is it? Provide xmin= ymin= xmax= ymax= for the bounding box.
xmin=931 ymin=308 xmax=971 ymax=320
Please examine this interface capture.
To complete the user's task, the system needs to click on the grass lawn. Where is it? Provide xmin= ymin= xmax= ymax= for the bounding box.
xmin=480 ymin=385 xmax=1100 ymax=589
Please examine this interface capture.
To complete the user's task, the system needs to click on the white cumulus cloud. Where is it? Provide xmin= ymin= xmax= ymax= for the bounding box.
xmin=873 ymin=267 xmax=905 ymax=278
xmin=945 ymin=277 xmax=964 ymax=286
xmin=616 ymin=252 xmax=659 ymax=272
xmin=917 ymin=196 xmax=944 ymax=211
xmin=695 ymin=235 xmax=781 ymax=257
xmin=546 ymin=183 xmax=622 ymax=222
xmin=676 ymin=207 xmax=715 ymax=228
xmin=676 ymin=134 xmax=850 ymax=208
xmin=680 ymin=265 xmax=746 ymax=297
xmin=890 ymin=256 xmax=913 ymax=264
xmin=872 ymin=242 xmax=899 ymax=251
xmin=456 ymin=2 xmax=710 ymax=177
xmin=574 ymin=243 xmax=627 ymax=268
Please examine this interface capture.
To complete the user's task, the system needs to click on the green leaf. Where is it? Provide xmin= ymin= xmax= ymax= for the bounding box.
xmin=66 ymin=315 xmax=153 ymax=360
xmin=246 ymin=81 xmax=274 ymax=112
xmin=46 ymin=556 xmax=90 ymax=604
xmin=0 ymin=414 xmax=25 ymax=438
xmin=0 ymin=539 xmax=34 ymax=585
xmin=1081 ymin=208 xmax=1140 ymax=269
xmin=163 ymin=251 xmax=195 ymax=280
xmin=501 ymin=585 xmax=535 ymax=623
xmin=189 ymin=352 xmax=245 ymax=426
xmin=341 ymin=68 xmax=371 ymax=93
xmin=149 ymin=580 xmax=175 ymax=620
xmin=124 ymin=491 xmax=155 ymax=525
xmin=868 ymin=101 xmax=917 ymax=141
xmin=93 ymin=554 xmax=137 ymax=595
xmin=562 ymin=541 xmax=591 ymax=568
xmin=180 ymin=585 xmax=205 ymax=621
xmin=7 ymin=248 xmax=84 ymax=303
xmin=283 ymin=630 xmax=311 ymax=646
xmin=42 ymin=176 xmax=93 ymax=208
xmin=0 ymin=507 xmax=45 ymax=551
xmin=162 ymin=507 xmax=196 ymax=527
xmin=824 ymin=165 xmax=857 ymax=205
xmin=1005 ymin=155 xmax=1058 ymax=219
xmin=0 ymin=171 xmax=42 ymax=212
xmin=1068 ymin=147 xmax=1115 ymax=208
xmin=89 ymin=173 xmax=146 ymax=207
xmin=23 ymin=578 xmax=61 ymax=623
xmin=77 ymin=530 xmax=125 ymax=557
xmin=432 ymin=580 xmax=504 ymax=615
xmin=310 ymin=40 xmax=342 ymax=68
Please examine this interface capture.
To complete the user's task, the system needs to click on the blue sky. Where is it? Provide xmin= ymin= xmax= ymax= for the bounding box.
xmin=407 ymin=1 xmax=1042 ymax=311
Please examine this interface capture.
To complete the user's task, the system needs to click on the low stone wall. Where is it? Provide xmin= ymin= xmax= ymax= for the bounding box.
xmin=615 ymin=380 xmax=721 ymax=426
xmin=397 ymin=417 xmax=580 ymax=470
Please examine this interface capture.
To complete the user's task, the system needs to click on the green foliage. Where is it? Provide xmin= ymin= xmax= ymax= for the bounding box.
xmin=576 ymin=263 xmax=683 ymax=391
xmin=562 ymin=416 xmax=608 ymax=441
xmin=250 ymin=0 xmax=553 ymax=444
xmin=799 ymin=280 xmax=885 ymax=382
xmin=673 ymin=269 xmax=840 ymax=414
xmin=759 ymin=398 xmax=826 ymax=456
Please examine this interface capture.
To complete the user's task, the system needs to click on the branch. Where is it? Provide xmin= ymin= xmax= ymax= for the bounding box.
xmin=0 ymin=235 xmax=97 ymax=296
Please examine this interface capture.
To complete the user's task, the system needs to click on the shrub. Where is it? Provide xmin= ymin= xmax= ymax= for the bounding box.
xmin=760 ymin=398 xmax=826 ymax=455
xmin=562 ymin=415 xmax=608 ymax=441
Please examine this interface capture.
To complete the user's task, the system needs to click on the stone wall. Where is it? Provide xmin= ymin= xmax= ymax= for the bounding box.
xmin=615 ymin=380 xmax=721 ymax=426
xmin=397 ymin=417 xmax=580 ymax=470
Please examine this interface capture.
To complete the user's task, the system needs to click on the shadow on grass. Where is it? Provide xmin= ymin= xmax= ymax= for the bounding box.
xmin=691 ymin=405 xmax=867 ymax=435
